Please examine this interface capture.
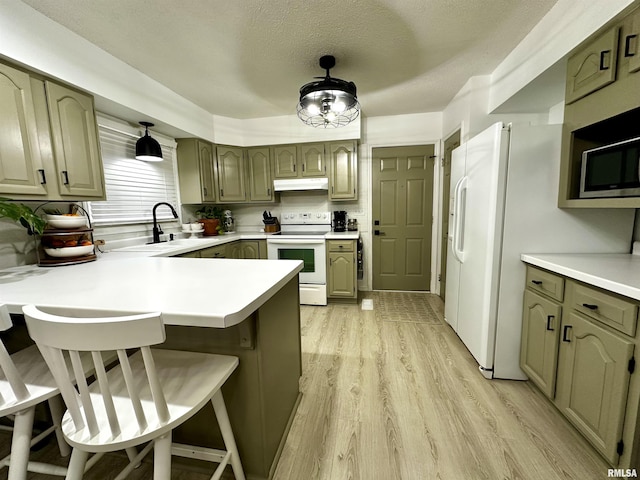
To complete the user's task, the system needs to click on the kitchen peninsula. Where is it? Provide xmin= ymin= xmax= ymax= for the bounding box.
xmin=0 ymin=256 xmax=304 ymax=480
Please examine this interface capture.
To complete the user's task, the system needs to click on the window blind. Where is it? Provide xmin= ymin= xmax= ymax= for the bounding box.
xmin=87 ymin=125 xmax=179 ymax=225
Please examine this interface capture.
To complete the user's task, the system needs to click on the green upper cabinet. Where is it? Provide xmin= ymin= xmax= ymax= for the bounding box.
xmin=45 ymin=81 xmax=105 ymax=199
xmin=273 ymin=145 xmax=298 ymax=178
xmin=216 ymin=145 xmax=247 ymax=202
xmin=273 ymin=143 xmax=326 ymax=179
xmin=328 ymin=140 xmax=357 ymax=201
xmin=299 ymin=143 xmax=326 ymax=177
xmin=565 ymin=26 xmax=619 ymax=104
xmin=0 ymin=62 xmax=47 ymax=196
xmin=625 ymin=8 xmax=640 ymax=74
xmin=247 ymin=147 xmax=273 ymax=202
xmin=176 ymin=138 xmax=216 ymax=203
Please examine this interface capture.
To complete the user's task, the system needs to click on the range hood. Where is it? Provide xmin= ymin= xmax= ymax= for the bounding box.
xmin=273 ymin=177 xmax=329 ymax=191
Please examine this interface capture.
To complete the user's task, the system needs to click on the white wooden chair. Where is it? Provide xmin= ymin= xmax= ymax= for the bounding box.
xmin=0 ymin=304 xmax=108 ymax=480
xmin=22 ymin=305 xmax=246 ymax=480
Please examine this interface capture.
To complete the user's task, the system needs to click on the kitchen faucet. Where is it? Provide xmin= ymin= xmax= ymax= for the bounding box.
xmin=152 ymin=202 xmax=179 ymax=243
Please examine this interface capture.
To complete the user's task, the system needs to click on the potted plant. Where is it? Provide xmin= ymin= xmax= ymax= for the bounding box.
xmin=195 ymin=205 xmax=224 ymax=236
xmin=0 ymin=198 xmax=46 ymax=235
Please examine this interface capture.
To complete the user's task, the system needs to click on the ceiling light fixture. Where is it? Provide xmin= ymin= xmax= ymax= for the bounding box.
xmin=135 ymin=121 xmax=163 ymax=161
xmin=297 ymin=55 xmax=360 ymax=128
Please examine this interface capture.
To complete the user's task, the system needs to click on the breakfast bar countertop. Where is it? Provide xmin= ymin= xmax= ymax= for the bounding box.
xmin=0 ymin=257 xmax=303 ymax=328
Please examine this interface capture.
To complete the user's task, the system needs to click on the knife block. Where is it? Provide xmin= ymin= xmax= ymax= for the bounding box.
xmin=264 ymin=221 xmax=280 ymax=233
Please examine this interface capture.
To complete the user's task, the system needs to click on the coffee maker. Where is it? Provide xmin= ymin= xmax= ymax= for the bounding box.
xmin=333 ymin=211 xmax=347 ymax=232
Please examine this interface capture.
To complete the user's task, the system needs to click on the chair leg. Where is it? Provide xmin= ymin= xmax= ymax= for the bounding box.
xmin=153 ymin=433 xmax=172 ymax=480
xmin=65 ymin=448 xmax=88 ymax=480
xmin=48 ymin=395 xmax=71 ymax=457
xmin=211 ymin=391 xmax=245 ymax=480
xmin=7 ymin=407 xmax=35 ymax=480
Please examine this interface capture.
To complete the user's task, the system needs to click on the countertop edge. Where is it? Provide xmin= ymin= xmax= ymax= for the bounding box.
xmin=521 ymin=253 xmax=640 ymax=301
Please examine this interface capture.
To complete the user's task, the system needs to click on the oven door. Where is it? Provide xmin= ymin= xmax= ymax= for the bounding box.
xmin=266 ymin=238 xmax=326 ymax=284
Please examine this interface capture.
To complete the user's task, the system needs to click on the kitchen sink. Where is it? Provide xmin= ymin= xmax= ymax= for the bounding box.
xmin=113 ymin=240 xmax=200 ymax=252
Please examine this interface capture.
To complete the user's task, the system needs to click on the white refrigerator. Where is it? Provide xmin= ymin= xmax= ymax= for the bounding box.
xmin=444 ymin=122 xmax=634 ymax=380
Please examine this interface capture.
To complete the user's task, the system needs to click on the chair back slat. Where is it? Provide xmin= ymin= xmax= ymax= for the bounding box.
xmin=38 ymin=345 xmax=85 ymax=430
xmin=117 ymin=349 xmax=148 ymax=432
xmin=0 ymin=305 xmax=12 ymax=331
xmin=0 ymin=337 xmax=29 ymax=403
xmin=141 ymin=347 xmax=169 ymax=424
xmin=69 ymin=350 xmax=99 ymax=437
xmin=92 ymin=351 xmax=121 ymax=437
xmin=0 ymin=304 xmax=30 ymax=404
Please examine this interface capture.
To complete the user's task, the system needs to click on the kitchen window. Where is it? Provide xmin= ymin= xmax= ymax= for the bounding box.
xmin=86 ymin=115 xmax=179 ymax=226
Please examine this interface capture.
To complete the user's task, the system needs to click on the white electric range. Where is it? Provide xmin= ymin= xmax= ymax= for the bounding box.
xmin=266 ymin=212 xmax=331 ymax=305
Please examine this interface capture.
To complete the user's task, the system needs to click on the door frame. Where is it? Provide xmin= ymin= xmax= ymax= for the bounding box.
xmin=365 ymin=140 xmax=441 ymax=292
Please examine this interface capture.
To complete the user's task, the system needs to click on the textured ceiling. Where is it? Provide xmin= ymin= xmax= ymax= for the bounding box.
xmin=21 ymin=0 xmax=560 ymax=119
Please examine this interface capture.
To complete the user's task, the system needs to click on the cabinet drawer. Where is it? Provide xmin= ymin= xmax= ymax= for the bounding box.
xmin=568 ymin=281 xmax=638 ymax=336
xmin=526 ymin=266 xmax=565 ymax=302
xmin=200 ymin=245 xmax=227 ymax=258
xmin=327 ymin=240 xmax=354 ymax=252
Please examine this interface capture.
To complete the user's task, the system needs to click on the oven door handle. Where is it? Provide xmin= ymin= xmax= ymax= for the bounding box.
xmin=266 ymin=238 xmax=325 ymax=245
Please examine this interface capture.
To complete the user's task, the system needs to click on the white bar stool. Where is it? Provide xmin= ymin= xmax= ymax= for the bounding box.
xmin=0 ymin=304 xmax=110 ymax=480
xmin=22 ymin=305 xmax=246 ymax=480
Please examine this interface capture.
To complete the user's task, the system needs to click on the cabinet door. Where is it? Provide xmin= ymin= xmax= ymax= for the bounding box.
xmin=198 ymin=141 xmax=216 ymax=202
xmin=247 ymin=147 xmax=273 ymax=202
xmin=328 ymin=251 xmax=356 ymax=297
xmin=200 ymin=245 xmax=227 ymax=258
xmin=520 ymin=290 xmax=562 ymax=398
xmin=624 ymin=9 xmax=640 ymax=74
xmin=225 ymin=241 xmax=241 ymax=259
xmin=299 ymin=143 xmax=326 ymax=177
xmin=328 ymin=141 xmax=357 ymax=200
xmin=216 ymin=146 xmax=246 ymax=202
xmin=45 ymin=81 xmax=104 ymax=198
xmin=273 ymin=145 xmax=297 ymax=178
xmin=241 ymin=241 xmax=260 ymax=259
xmin=555 ymin=312 xmax=634 ymax=465
xmin=565 ymin=26 xmax=619 ymax=104
xmin=0 ymin=63 xmax=47 ymax=196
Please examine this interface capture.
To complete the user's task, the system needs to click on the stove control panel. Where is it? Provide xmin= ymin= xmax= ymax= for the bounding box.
xmin=281 ymin=211 xmax=331 ymax=225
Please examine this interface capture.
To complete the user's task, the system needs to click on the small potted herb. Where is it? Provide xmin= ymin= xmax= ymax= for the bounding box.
xmin=195 ymin=205 xmax=225 ymax=236
xmin=0 ymin=198 xmax=46 ymax=235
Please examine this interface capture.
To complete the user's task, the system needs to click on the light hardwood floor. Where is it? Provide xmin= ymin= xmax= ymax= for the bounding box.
xmin=0 ymin=292 xmax=612 ymax=479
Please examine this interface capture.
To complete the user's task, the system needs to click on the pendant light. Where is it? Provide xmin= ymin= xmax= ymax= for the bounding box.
xmin=297 ymin=55 xmax=360 ymax=128
xmin=135 ymin=121 xmax=163 ymax=161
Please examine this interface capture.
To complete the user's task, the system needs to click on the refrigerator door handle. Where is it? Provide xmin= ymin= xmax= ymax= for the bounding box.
xmin=453 ymin=176 xmax=468 ymax=262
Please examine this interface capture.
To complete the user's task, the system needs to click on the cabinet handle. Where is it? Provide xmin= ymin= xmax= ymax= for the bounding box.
xmin=562 ymin=325 xmax=572 ymax=342
xmin=267 ymin=188 xmax=271 ymax=196
xmin=302 ymin=163 xmax=305 ymax=172
xmin=599 ymin=50 xmax=611 ymax=70
xmin=37 ymin=169 xmax=46 ymax=185
xmin=293 ymin=164 xmax=296 ymax=172
xmin=546 ymin=315 xmax=554 ymax=331
xmin=582 ymin=303 xmax=598 ymax=310
xmin=220 ymin=188 xmax=224 ymax=197
xmin=625 ymin=34 xmax=637 ymax=57
xmin=203 ymin=187 xmax=208 ymax=196
xmin=329 ymin=258 xmax=332 ymax=266
xmin=61 ymin=170 xmax=69 ymax=185
xmin=531 ymin=280 xmax=542 ymax=285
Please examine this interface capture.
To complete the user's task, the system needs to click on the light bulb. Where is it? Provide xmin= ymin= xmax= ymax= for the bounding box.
xmin=307 ymin=103 xmax=320 ymax=115
xmin=325 ymin=112 xmax=336 ymax=122
xmin=331 ymin=101 xmax=346 ymax=113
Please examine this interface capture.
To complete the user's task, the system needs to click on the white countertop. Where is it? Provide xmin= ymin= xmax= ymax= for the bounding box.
xmin=325 ymin=231 xmax=360 ymax=240
xmin=0 ymin=257 xmax=303 ymax=328
xmin=521 ymin=253 xmax=640 ymax=300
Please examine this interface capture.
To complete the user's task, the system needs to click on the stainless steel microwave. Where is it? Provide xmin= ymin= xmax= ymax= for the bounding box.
xmin=579 ymin=136 xmax=640 ymax=198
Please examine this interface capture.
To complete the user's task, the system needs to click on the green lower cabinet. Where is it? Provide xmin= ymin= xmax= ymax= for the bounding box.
xmin=226 ymin=240 xmax=267 ymax=259
xmin=327 ymin=240 xmax=357 ymax=299
xmin=200 ymin=244 xmax=227 ymax=258
xmin=554 ymin=311 xmax=634 ymax=465
xmin=520 ymin=290 xmax=562 ymax=398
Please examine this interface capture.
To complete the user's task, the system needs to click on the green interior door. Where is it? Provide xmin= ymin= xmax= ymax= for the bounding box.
xmin=372 ymin=145 xmax=435 ymax=291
